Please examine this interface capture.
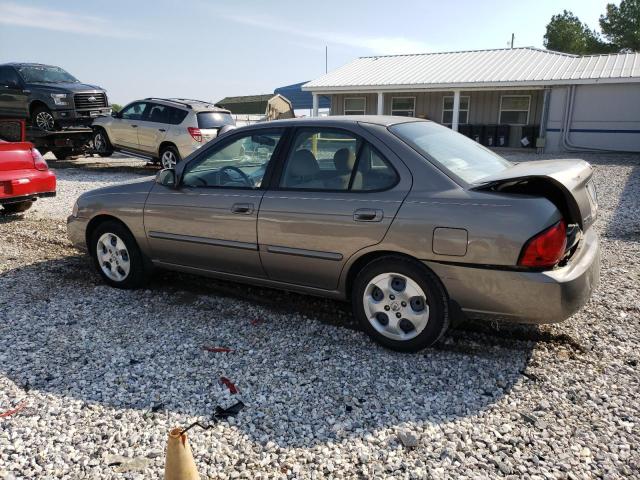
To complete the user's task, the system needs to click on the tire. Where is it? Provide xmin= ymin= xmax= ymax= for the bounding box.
xmin=32 ymin=105 xmax=58 ymax=132
xmin=352 ymin=256 xmax=449 ymax=352
xmin=2 ymin=201 xmax=33 ymax=214
xmin=90 ymin=220 xmax=150 ymax=289
xmin=93 ymin=129 xmax=114 ymax=157
xmin=160 ymin=145 xmax=181 ymax=169
xmin=52 ymin=148 xmax=73 ymax=160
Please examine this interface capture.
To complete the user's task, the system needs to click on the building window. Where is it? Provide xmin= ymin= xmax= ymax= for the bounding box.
xmin=391 ymin=97 xmax=415 ymax=117
xmin=344 ymin=97 xmax=366 ymax=115
xmin=442 ymin=96 xmax=469 ymax=124
xmin=499 ymin=95 xmax=530 ymax=125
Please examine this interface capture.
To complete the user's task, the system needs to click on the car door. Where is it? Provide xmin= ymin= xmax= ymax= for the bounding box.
xmin=0 ymin=66 xmax=29 ymax=118
xmin=109 ymin=102 xmax=148 ymax=149
xmin=143 ymin=128 xmax=286 ymax=277
xmin=258 ymin=126 xmax=412 ymax=290
xmin=136 ymin=102 xmax=169 ymax=154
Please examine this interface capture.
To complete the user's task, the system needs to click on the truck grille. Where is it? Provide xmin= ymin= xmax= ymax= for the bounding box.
xmin=74 ymin=92 xmax=108 ymax=110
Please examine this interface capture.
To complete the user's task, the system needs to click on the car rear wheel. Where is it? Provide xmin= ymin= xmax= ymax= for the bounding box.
xmin=160 ymin=146 xmax=180 ymax=169
xmin=93 ymin=129 xmax=114 ymax=157
xmin=32 ymin=105 xmax=57 ymax=132
xmin=90 ymin=220 xmax=150 ymax=289
xmin=1 ymin=201 xmax=33 ymax=214
xmin=352 ymin=256 xmax=449 ymax=352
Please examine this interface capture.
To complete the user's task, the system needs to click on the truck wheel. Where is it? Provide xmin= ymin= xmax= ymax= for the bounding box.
xmin=32 ymin=105 xmax=57 ymax=132
xmin=2 ymin=201 xmax=33 ymax=214
xmin=160 ymin=146 xmax=181 ymax=169
xmin=93 ymin=129 xmax=114 ymax=157
xmin=53 ymin=148 xmax=73 ymax=160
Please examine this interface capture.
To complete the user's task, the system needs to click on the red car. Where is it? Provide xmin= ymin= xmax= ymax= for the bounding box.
xmin=0 ymin=119 xmax=56 ymax=213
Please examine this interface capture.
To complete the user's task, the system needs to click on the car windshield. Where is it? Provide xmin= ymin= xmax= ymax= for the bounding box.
xmin=17 ymin=65 xmax=79 ymax=83
xmin=197 ymin=112 xmax=235 ymax=129
xmin=389 ymin=121 xmax=512 ymax=184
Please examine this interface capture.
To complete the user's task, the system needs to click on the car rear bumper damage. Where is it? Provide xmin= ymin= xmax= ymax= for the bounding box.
xmin=425 ymin=228 xmax=600 ymax=324
xmin=0 ymin=170 xmax=56 ymax=202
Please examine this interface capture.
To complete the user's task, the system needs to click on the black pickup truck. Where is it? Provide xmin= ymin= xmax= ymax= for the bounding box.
xmin=0 ymin=63 xmax=111 ymax=132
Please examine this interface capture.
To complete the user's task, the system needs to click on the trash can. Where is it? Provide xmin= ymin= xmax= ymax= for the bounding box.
xmin=520 ymin=126 xmax=537 ymax=148
xmin=471 ymin=125 xmax=484 ymax=143
xmin=497 ymin=125 xmax=510 ymax=147
xmin=457 ymin=124 xmax=472 ymax=138
xmin=483 ymin=125 xmax=498 ymax=147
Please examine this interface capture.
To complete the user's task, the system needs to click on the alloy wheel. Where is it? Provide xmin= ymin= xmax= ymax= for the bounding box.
xmin=94 ymin=132 xmax=107 ymax=152
xmin=96 ymin=232 xmax=131 ymax=282
xmin=161 ymin=150 xmax=177 ymax=169
xmin=35 ymin=111 xmax=55 ymax=131
xmin=363 ymin=272 xmax=430 ymax=341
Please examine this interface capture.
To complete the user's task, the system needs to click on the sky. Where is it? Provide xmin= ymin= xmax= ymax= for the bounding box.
xmin=0 ymin=0 xmax=614 ymax=106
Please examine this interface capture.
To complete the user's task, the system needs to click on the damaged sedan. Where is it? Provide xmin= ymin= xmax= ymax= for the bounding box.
xmin=67 ymin=117 xmax=600 ymax=351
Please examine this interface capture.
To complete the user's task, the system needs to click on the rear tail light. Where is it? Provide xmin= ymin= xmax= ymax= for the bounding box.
xmin=32 ymin=148 xmax=48 ymax=171
xmin=188 ymin=127 xmax=202 ymax=142
xmin=518 ymin=220 xmax=567 ymax=269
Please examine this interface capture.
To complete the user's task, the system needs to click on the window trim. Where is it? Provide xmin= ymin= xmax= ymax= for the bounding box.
xmin=274 ymin=126 xmax=400 ymax=194
xmin=178 ymin=127 xmax=287 ymax=191
xmin=391 ymin=96 xmax=416 ymax=117
xmin=343 ymin=96 xmax=366 ymax=115
xmin=498 ymin=95 xmax=531 ymax=126
xmin=441 ymin=95 xmax=470 ymax=125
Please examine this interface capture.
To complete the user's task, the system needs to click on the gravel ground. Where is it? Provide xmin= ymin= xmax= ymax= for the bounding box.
xmin=0 ymin=151 xmax=638 ymax=479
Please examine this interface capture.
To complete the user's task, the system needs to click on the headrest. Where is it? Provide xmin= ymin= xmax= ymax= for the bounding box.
xmin=288 ymin=149 xmax=319 ymax=177
xmin=333 ymin=148 xmax=356 ymax=173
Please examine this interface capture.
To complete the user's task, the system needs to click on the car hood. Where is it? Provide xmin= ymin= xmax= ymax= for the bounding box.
xmin=25 ymin=82 xmax=105 ymax=93
xmin=81 ymin=176 xmax=156 ymax=199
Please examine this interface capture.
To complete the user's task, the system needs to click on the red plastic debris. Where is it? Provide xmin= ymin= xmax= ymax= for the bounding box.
xmin=202 ymin=346 xmax=233 ymax=353
xmin=0 ymin=400 xmax=26 ymax=418
xmin=219 ymin=376 xmax=238 ymax=394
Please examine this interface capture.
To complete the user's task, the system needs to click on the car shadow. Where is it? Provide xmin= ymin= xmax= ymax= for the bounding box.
xmin=0 ymin=254 xmax=545 ymax=449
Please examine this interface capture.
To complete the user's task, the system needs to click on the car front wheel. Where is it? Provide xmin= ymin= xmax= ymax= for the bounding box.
xmin=93 ymin=129 xmax=114 ymax=157
xmin=352 ymin=256 xmax=449 ymax=352
xmin=32 ymin=105 xmax=57 ymax=132
xmin=90 ymin=220 xmax=150 ymax=289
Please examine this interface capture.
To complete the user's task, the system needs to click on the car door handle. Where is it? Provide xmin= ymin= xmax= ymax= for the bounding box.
xmin=353 ymin=208 xmax=383 ymax=222
xmin=231 ymin=203 xmax=254 ymax=214
xmin=158 ymin=128 xmax=166 ymax=132
xmin=131 ymin=124 xmax=138 ymax=128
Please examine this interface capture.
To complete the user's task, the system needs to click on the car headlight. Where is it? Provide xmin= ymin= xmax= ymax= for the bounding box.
xmin=51 ymin=93 xmax=69 ymax=106
xmin=71 ymin=200 xmax=79 ymax=217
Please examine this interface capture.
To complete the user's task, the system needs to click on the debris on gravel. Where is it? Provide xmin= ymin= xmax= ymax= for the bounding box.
xmin=0 ymin=153 xmax=638 ymax=478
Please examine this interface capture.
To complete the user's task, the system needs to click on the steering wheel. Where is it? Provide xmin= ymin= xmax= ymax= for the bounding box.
xmin=220 ymin=166 xmax=253 ymax=187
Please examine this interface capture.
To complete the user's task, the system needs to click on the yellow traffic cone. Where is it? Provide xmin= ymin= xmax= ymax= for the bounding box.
xmin=164 ymin=427 xmax=200 ymax=480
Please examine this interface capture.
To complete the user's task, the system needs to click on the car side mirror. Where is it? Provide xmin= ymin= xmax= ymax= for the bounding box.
xmin=156 ymin=168 xmax=177 ymax=188
xmin=111 ymin=110 xmax=120 ymax=118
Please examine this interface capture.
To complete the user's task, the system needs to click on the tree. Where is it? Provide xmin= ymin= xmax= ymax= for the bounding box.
xmin=111 ymin=103 xmax=123 ymax=112
xmin=544 ymin=10 xmax=615 ymax=54
xmin=600 ymin=0 xmax=640 ymax=52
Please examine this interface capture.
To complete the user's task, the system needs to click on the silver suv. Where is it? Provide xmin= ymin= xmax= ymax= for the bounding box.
xmin=91 ymin=98 xmax=234 ymax=168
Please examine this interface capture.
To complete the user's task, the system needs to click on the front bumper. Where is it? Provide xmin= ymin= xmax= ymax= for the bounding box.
xmin=426 ymin=228 xmax=601 ymax=324
xmin=67 ymin=214 xmax=89 ymax=251
xmin=52 ymin=108 xmax=111 ymax=125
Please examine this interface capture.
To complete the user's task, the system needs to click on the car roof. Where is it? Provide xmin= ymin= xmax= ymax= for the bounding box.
xmin=1 ymin=63 xmax=58 ymax=68
xmin=236 ymin=115 xmax=428 ymax=130
xmin=143 ymin=97 xmax=231 ymax=113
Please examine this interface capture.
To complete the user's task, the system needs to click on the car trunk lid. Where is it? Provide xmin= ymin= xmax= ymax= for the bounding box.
xmin=472 ymin=159 xmax=597 ymax=231
xmin=0 ymin=142 xmax=37 ymax=171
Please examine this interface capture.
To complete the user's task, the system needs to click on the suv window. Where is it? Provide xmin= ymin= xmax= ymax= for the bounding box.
xmin=197 ymin=112 xmax=234 ymax=129
xmin=182 ymin=129 xmax=283 ymax=189
xmin=145 ymin=104 xmax=169 ymax=123
xmin=120 ymin=102 xmax=148 ymax=121
xmin=0 ymin=67 xmax=21 ymax=88
xmin=167 ymin=106 xmax=188 ymax=125
xmin=280 ymin=128 xmax=397 ymax=191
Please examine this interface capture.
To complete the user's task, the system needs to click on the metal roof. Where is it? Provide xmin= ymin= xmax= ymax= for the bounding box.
xmin=274 ymin=81 xmax=330 ymax=109
xmin=303 ymin=47 xmax=640 ymax=92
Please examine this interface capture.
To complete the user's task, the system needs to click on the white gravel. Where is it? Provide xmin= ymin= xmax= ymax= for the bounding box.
xmin=0 ymin=152 xmax=638 ymax=479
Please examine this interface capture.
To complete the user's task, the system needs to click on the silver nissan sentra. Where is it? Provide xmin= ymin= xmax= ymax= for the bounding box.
xmin=67 ymin=117 xmax=600 ymax=352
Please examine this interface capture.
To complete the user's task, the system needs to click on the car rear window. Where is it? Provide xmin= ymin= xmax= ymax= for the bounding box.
xmin=389 ymin=121 xmax=511 ymax=184
xmin=167 ymin=107 xmax=188 ymax=125
xmin=197 ymin=112 xmax=235 ymax=129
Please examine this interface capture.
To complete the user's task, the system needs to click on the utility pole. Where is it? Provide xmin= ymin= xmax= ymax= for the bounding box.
xmin=511 ymin=33 xmax=515 ymax=49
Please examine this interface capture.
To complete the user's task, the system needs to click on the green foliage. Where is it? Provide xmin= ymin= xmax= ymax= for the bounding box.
xmin=600 ymin=0 xmax=640 ymax=52
xmin=111 ymin=103 xmax=123 ymax=112
xmin=543 ymin=10 xmax=615 ymax=54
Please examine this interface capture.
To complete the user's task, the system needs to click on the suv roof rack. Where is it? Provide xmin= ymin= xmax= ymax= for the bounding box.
xmin=169 ymin=98 xmax=220 ymax=108
xmin=144 ymin=97 xmax=193 ymax=109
